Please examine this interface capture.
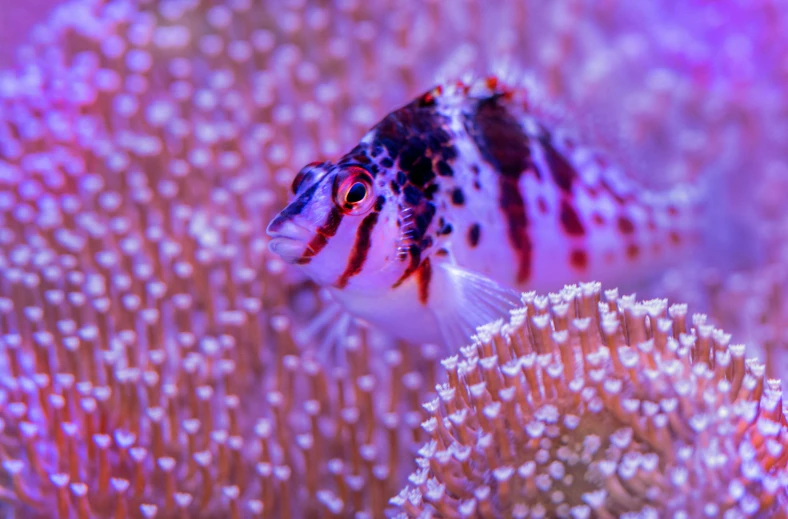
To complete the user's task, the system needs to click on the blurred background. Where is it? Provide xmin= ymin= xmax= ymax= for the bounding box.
xmin=0 ymin=1 xmax=59 ymax=68
xmin=0 ymin=1 xmax=787 ymax=517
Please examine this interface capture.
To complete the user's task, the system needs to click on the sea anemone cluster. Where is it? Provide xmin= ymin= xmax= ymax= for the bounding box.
xmin=0 ymin=0 xmax=787 ymax=518
xmin=393 ymin=284 xmax=788 ymax=518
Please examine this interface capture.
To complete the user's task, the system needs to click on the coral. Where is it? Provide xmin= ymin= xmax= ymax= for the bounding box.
xmin=1 ymin=0 xmax=788 ymax=517
xmin=706 ymin=264 xmax=788 ymax=381
xmin=393 ymin=283 xmax=788 ymax=518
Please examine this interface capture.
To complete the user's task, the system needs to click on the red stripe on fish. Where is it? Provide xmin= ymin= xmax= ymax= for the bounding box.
xmin=392 ymin=245 xmax=421 ymax=289
xmin=539 ymin=134 xmax=586 ymax=240
xmin=416 ymin=257 xmax=432 ymax=304
xmin=538 ymin=133 xmax=577 ymax=194
xmin=296 ymin=206 xmax=344 ymax=265
xmin=336 ymin=211 xmax=380 ymax=288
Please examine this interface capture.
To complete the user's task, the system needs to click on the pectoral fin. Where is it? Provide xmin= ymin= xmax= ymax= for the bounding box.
xmin=429 ymin=260 xmax=521 ymax=350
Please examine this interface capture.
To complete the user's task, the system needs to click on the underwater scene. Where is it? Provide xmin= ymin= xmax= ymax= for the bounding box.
xmin=0 ymin=0 xmax=787 ymax=517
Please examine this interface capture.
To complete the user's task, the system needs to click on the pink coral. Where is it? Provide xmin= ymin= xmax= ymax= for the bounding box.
xmin=394 ymin=284 xmax=788 ymax=518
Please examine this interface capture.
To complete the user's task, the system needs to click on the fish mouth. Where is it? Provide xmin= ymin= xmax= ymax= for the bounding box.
xmin=268 ymin=236 xmax=307 ymax=263
xmin=266 ymin=218 xmax=313 ymax=264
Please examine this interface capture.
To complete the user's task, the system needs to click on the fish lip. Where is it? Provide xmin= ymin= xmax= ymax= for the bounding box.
xmin=266 ymin=218 xmax=315 ymax=263
xmin=267 ymin=235 xmax=307 ymax=263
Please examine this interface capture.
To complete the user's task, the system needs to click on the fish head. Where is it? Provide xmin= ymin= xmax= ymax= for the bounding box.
xmin=266 ymin=157 xmax=408 ymax=291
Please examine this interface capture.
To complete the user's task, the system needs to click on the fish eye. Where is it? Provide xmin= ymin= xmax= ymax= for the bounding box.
xmin=345 ymin=182 xmax=367 ymax=204
xmin=336 ymin=166 xmax=375 ymax=215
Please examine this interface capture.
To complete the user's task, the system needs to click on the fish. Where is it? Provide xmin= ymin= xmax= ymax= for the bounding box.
xmin=266 ymin=76 xmax=699 ymax=348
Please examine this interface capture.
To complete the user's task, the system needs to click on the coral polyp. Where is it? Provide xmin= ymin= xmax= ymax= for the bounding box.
xmin=394 ymin=284 xmax=788 ymax=518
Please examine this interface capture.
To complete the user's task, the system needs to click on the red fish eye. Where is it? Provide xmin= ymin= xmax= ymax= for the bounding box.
xmin=345 ymin=182 xmax=368 ymax=204
xmin=335 ymin=166 xmax=375 ymax=215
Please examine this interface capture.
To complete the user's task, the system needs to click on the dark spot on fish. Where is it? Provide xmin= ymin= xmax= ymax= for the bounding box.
xmin=570 ymin=249 xmax=587 ymax=270
xmin=381 ymin=157 xmax=394 ymax=168
xmin=468 ymin=223 xmax=481 ymax=247
xmin=399 ymin=138 xmax=427 ymax=170
xmin=407 ymin=157 xmax=435 ymax=187
xmin=626 ymin=244 xmax=640 ymax=260
xmin=451 ymin=188 xmax=465 ymax=206
xmin=390 ymin=180 xmax=400 ymax=194
xmin=432 ymin=127 xmax=452 ymax=147
xmin=441 ymin=143 xmax=457 ymax=161
xmin=670 ymin=231 xmax=681 ymax=244
xmin=424 ymin=183 xmax=440 ymax=199
xmin=592 ymin=213 xmax=605 ymax=226
xmin=437 ymin=160 xmax=453 ymax=177
xmin=474 ymin=180 xmax=482 ymax=190
xmin=371 ymin=144 xmax=383 ymax=157
xmin=414 ymin=203 xmax=435 ymax=237
xmin=404 ymin=185 xmax=423 ymax=206
xmin=559 ymin=200 xmax=585 ymax=236
xmin=374 ymin=195 xmax=385 ymax=211
xmin=617 ymin=215 xmax=635 ymax=235
xmin=427 ymin=133 xmax=445 ymax=152
xmin=471 ymin=164 xmax=480 ymax=175
xmin=378 ymin=136 xmax=402 ymax=159
xmin=437 ymin=222 xmax=453 ymax=236
xmin=396 ymin=171 xmax=407 ymax=185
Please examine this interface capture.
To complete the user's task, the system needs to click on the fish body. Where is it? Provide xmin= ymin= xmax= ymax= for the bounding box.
xmin=267 ymin=77 xmax=698 ymax=347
